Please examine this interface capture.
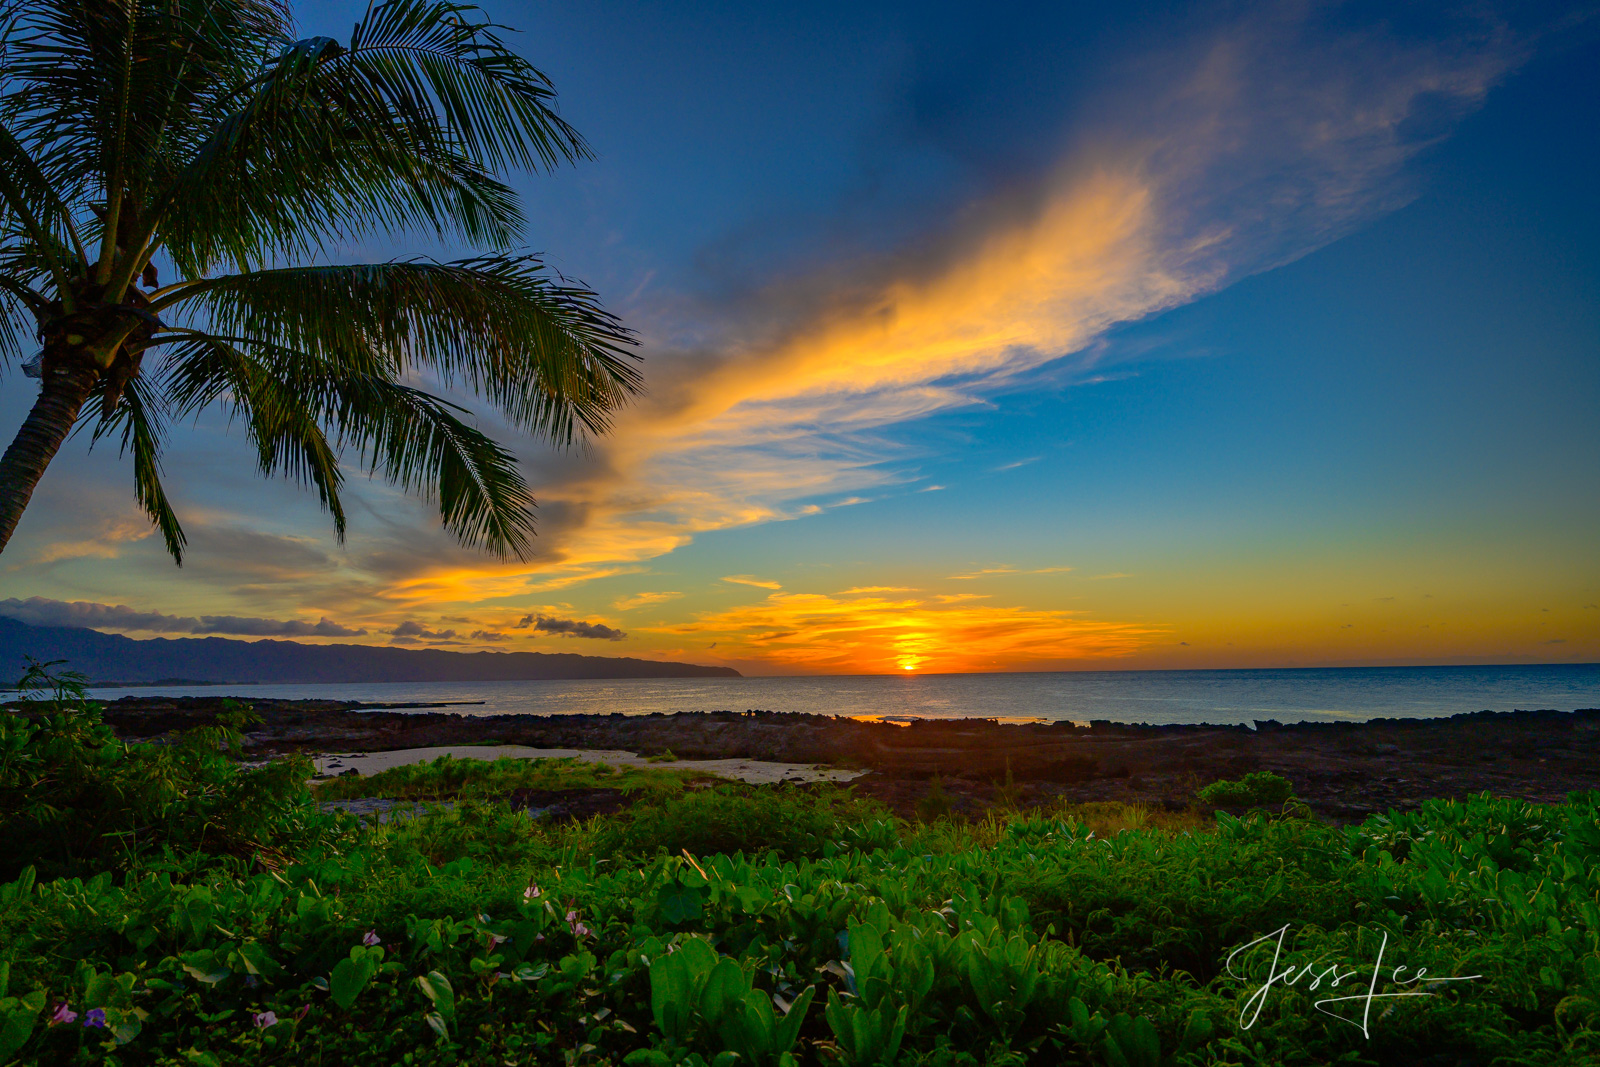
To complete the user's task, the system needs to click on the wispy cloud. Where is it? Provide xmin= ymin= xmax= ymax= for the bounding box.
xmin=722 ymin=575 xmax=783 ymax=590
xmin=476 ymin=5 xmax=1527 ymax=605
xmin=30 ymin=516 xmax=153 ymax=564
xmin=947 ymin=566 xmax=1074 ymax=580
xmin=991 ymin=457 xmax=1041 ymax=472
xmin=614 ymin=591 xmax=684 ymax=611
xmin=4 ymin=5 xmax=1535 ymax=673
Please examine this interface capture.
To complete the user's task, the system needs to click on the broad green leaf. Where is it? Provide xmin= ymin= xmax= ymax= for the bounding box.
xmin=701 ymin=959 xmax=746 ymax=1025
xmin=329 ymin=956 xmax=377 ymax=1011
xmin=773 ymin=985 xmax=816 ymax=1055
xmin=415 ymin=971 xmax=455 ymax=1018
xmin=0 ymin=991 xmax=45 ymax=1064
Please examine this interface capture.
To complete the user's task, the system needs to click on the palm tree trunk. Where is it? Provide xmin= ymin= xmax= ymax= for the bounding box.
xmin=0 ymin=360 xmax=97 ymax=554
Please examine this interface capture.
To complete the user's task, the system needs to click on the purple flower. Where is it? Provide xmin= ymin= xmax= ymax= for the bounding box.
xmin=48 ymin=1002 xmax=77 ymax=1026
xmin=253 ymin=1010 xmax=279 ymax=1029
xmin=523 ymin=884 xmax=541 ymax=900
xmin=82 ymin=1008 xmax=107 ymax=1029
xmin=361 ymin=930 xmax=380 ymax=947
xmin=566 ymin=910 xmax=592 ymax=938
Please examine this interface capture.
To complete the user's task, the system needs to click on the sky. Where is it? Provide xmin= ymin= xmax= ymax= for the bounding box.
xmin=2 ymin=0 xmax=1597 ymax=676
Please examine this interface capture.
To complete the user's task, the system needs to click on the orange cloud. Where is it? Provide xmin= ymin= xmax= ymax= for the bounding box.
xmin=947 ymin=565 xmax=1074 ymax=580
xmin=52 ymin=14 xmax=1519 ymax=654
xmin=653 ymin=590 xmax=1165 ymax=674
xmin=29 ymin=515 xmax=154 ymax=564
xmin=722 ymin=575 xmax=783 ymax=590
xmin=614 ymin=591 xmax=684 ymax=611
xmin=476 ymin=18 xmax=1523 ymax=599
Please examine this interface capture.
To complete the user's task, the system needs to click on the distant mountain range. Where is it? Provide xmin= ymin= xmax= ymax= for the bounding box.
xmin=0 ymin=617 xmax=739 ymax=685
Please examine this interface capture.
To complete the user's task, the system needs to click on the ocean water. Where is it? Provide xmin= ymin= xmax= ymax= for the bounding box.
xmin=86 ymin=663 xmax=1600 ymax=727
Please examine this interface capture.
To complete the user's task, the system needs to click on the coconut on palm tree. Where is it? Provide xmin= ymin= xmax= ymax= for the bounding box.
xmin=0 ymin=0 xmax=640 ymax=563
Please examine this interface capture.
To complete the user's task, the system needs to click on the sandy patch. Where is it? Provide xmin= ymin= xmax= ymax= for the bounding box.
xmin=310 ymin=745 xmax=867 ymax=786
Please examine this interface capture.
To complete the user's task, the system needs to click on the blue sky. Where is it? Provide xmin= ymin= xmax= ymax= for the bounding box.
xmin=2 ymin=0 xmax=1596 ymax=673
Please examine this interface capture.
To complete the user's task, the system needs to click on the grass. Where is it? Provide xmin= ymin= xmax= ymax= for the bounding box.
xmin=312 ymin=754 xmax=701 ymax=802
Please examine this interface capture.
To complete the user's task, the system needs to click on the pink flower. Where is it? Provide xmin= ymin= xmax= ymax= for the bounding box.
xmin=566 ymin=910 xmax=592 ymax=938
xmin=253 ymin=1010 xmax=279 ymax=1029
xmin=523 ymin=884 xmax=542 ymax=900
xmin=48 ymin=1002 xmax=77 ymax=1026
xmin=361 ymin=930 xmax=380 ymax=947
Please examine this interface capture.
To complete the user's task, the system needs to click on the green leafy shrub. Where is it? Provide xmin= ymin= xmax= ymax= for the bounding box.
xmin=314 ymin=753 xmax=690 ymax=802
xmin=0 ymin=662 xmax=338 ymax=880
xmin=595 ymin=783 xmax=878 ymax=861
xmin=1195 ymin=770 xmax=1296 ymax=810
xmin=0 ymin=670 xmax=1595 ymax=1067
xmin=0 ymin=791 xmax=1597 ymax=1065
xmin=916 ymin=777 xmax=953 ymax=821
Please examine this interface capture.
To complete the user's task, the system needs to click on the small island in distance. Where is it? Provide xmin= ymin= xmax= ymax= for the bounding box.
xmin=0 ymin=617 xmax=739 ymax=686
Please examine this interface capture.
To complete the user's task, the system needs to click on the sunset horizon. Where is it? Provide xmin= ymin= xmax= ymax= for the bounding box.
xmin=2 ymin=0 xmax=1595 ymax=680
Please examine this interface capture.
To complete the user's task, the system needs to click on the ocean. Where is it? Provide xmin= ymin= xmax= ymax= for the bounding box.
xmin=85 ymin=662 xmax=1600 ymax=726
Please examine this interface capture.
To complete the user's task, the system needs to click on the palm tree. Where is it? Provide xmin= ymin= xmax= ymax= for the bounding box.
xmin=0 ymin=0 xmax=640 ymax=563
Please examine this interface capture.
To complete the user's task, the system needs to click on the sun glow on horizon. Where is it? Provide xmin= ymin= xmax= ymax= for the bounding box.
xmin=650 ymin=589 xmax=1165 ymax=674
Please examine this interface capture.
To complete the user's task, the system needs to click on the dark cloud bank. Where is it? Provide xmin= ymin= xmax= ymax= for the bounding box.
xmin=0 ymin=616 xmax=735 ymax=684
xmin=513 ymin=614 xmax=627 ymax=641
xmin=0 ymin=597 xmax=366 ymax=637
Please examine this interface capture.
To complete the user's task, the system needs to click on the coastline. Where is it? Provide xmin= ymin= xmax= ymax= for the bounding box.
xmin=69 ymin=695 xmax=1600 ymax=823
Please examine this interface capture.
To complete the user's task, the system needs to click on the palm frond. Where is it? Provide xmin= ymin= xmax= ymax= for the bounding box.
xmin=88 ymin=371 xmax=186 ymax=562
xmin=158 ymin=256 xmax=642 ymax=445
xmin=164 ymin=127 xmax=526 ymax=274
xmin=339 ymin=0 xmax=589 ymax=172
xmin=331 ymin=375 xmax=537 ymax=558
xmin=1 ymin=0 xmax=291 ymax=217
xmin=158 ymin=333 xmax=348 ymax=539
xmin=0 ymin=1 xmax=635 ymax=563
xmin=0 ymin=118 xmax=84 ymax=288
xmin=0 ymin=277 xmax=32 ymax=367
xmin=160 ymin=331 xmax=537 ymax=557
xmin=151 ymin=0 xmax=582 ymax=271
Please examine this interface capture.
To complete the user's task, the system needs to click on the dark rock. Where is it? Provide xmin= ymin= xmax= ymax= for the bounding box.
xmin=41 ymin=695 xmax=1600 ymax=824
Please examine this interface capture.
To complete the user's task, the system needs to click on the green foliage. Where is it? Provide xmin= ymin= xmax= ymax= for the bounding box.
xmin=0 ymin=662 xmax=340 ymax=880
xmin=313 ymin=753 xmax=691 ymax=802
xmin=916 ymin=777 xmax=953 ymax=822
xmin=643 ymin=936 xmax=815 ymax=1065
xmin=1195 ymin=771 xmax=1296 ymax=811
xmin=595 ymin=783 xmax=879 ymax=862
xmin=1 ymin=701 xmax=1597 ymax=1065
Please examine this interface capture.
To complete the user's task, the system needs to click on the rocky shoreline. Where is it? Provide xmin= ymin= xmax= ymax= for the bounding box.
xmin=65 ymin=695 xmax=1600 ymax=823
